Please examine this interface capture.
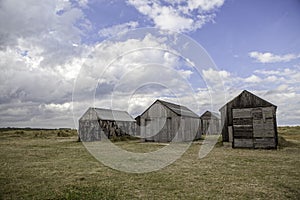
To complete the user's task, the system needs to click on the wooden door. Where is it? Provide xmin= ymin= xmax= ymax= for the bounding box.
xmin=252 ymin=107 xmax=276 ymax=148
xmin=232 ymin=108 xmax=254 ymax=148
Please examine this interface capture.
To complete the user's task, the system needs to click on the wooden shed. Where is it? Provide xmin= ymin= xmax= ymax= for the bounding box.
xmin=137 ymin=99 xmax=201 ymax=142
xmin=219 ymin=90 xmax=278 ymax=149
xmin=200 ymin=111 xmax=221 ymax=135
xmin=78 ymin=107 xmax=136 ymax=142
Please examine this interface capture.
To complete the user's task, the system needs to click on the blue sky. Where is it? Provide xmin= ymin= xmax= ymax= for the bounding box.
xmin=0 ymin=0 xmax=299 ymax=128
xmin=194 ymin=0 xmax=300 ymax=75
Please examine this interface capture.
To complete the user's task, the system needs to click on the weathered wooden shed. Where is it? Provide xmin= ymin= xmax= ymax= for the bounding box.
xmin=137 ymin=99 xmax=201 ymax=142
xmin=200 ymin=111 xmax=221 ymax=135
xmin=219 ymin=90 xmax=278 ymax=149
xmin=78 ymin=107 xmax=136 ymax=142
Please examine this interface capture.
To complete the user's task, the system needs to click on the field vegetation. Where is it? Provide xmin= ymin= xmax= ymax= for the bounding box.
xmin=0 ymin=127 xmax=299 ymax=199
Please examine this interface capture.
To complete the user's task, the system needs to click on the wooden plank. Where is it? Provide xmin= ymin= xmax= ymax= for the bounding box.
xmin=233 ymin=118 xmax=252 ymax=125
xmin=233 ymin=125 xmax=253 ymax=129
xmin=253 ymin=130 xmax=274 ymax=138
xmin=233 ymin=123 xmax=253 ymax=138
xmin=233 ymin=131 xmax=253 ymax=138
xmin=234 ymin=138 xmax=253 ymax=148
xmin=228 ymin=126 xmax=233 ymax=142
xmin=252 ymin=108 xmax=263 ymax=120
xmin=262 ymin=107 xmax=274 ymax=118
xmin=254 ymin=138 xmax=276 ymax=148
xmin=253 ymin=118 xmax=275 ymax=138
xmin=232 ymin=108 xmax=252 ymax=118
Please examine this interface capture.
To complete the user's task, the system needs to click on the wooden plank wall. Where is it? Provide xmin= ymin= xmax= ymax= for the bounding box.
xmin=139 ymin=101 xmax=200 ymax=142
xmin=232 ymin=108 xmax=253 ymax=148
xmin=79 ymin=120 xmax=102 ymax=142
xmin=232 ymin=106 xmax=277 ymax=149
xmin=140 ymin=101 xmax=178 ymax=142
xmin=79 ymin=108 xmax=136 ymax=142
xmin=220 ymin=91 xmax=277 ymax=144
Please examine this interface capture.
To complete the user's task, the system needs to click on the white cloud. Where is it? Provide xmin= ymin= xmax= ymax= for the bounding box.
xmin=254 ymin=67 xmax=300 ymax=85
xmin=70 ymin=32 xmax=204 ymax=127
xmin=178 ymin=69 xmax=193 ymax=79
xmin=265 ymin=75 xmax=278 ymax=82
xmin=44 ymin=102 xmax=72 ymax=112
xmin=127 ymin=0 xmax=224 ymax=32
xmin=0 ymin=0 xmax=87 ymax=47
xmin=201 ymin=68 xmax=231 ymax=92
xmin=249 ymin=51 xmax=300 ymax=63
xmin=98 ymin=21 xmax=139 ymax=38
xmin=0 ymin=0 xmax=91 ymax=128
xmin=187 ymin=0 xmax=224 ymax=11
xmin=198 ymin=66 xmax=300 ymax=125
xmin=244 ymin=75 xmax=262 ymax=83
xmin=254 ymin=69 xmax=281 ymax=75
xmin=77 ymin=0 xmax=89 ymax=8
xmin=202 ymin=68 xmax=231 ymax=81
xmin=0 ymin=0 xmax=92 ymax=77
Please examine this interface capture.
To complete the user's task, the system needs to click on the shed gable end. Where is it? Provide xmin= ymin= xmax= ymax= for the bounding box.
xmin=79 ymin=108 xmax=98 ymax=121
xmin=231 ymin=90 xmax=276 ymax=109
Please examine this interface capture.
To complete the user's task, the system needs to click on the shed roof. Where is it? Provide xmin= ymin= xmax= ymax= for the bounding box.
xmin=219 ymin=90 xmax=276 ymax=111
xmin=200 ymin=111 xmax=220 ymax=119
xmin=93 ymin=107 xmax=135 ymax=122
xmin=157 ymin=100 xmax=199 ymax=118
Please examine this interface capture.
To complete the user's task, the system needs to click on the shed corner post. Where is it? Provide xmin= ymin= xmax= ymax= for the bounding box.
xmin=274 ymin=108 xmax=279 ymax=149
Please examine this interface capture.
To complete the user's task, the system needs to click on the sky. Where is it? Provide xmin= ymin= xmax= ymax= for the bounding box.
xmin=0 ymin=0 xmax=299 ymax=128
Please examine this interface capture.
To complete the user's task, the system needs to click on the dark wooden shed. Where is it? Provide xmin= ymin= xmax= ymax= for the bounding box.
xmin=200 ymin=111 xmax=221 ymax=135
xmin=137 ymin=99 xmax=201 ymax=142
xmin=219 ymin=90 xmax=278 ymax=149
xmin=78 ymin=107 xmax=136 ymax=142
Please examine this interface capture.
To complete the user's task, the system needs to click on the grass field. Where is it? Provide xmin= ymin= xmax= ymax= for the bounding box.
xmin=0 ymin=127 xmax=299 ymax=199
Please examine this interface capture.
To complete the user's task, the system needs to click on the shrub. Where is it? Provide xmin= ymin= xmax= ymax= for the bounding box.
xmin=15 ymin=130 xmax=24 ymax=135
xmin=278 ymin=135 xmax=297 ymax=148
xmin=57 ymin=130 xmax=70 ymax=137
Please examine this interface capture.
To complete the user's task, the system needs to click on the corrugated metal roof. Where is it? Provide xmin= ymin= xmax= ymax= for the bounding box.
xmin=158 ymin=100 xmax=199 ymax=118
xmin=93 ymin=108 xmax=136 ymax=122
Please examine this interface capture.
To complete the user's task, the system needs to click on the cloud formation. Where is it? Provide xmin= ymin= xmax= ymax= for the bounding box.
xmin=0 ymin=0 xmax=299 ymax=128
xmin=249 ymin=51 xmax=300 ymax=63
xmin=72 ymin=32 xmax=206 ymax=126
xmin=127 ymin=0 xmax=224 ymax=32
xmin=0 ymin=0 xmax=90 ymax=128
xmin=98 ymin=21 xmax=139 ymax=38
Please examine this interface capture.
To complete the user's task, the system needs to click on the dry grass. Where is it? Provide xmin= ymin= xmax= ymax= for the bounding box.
xmin=278 ymin=126 xmax=300 ymax=142
xmin=0 ymin=127 xmax=299 ymax=199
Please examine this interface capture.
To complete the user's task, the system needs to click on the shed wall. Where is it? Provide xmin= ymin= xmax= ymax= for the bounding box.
xmin=232 ymin=106 xmax=277 ymax=148
xmin=139 ymin=101 xmax=200 ymax=142
xmin=78 ymin=108 xmax=136 ymax=142
xmin=200 ymin=113 xmax=221 ymax=135
xmin=220 ymin=91 xmax=277 ymax=143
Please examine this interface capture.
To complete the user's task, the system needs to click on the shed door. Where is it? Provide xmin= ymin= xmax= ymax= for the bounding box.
xmin=232 ymin=108 xmax=254 ymax=148
xmin=252 ymin=107 xmax=276 ymax=148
